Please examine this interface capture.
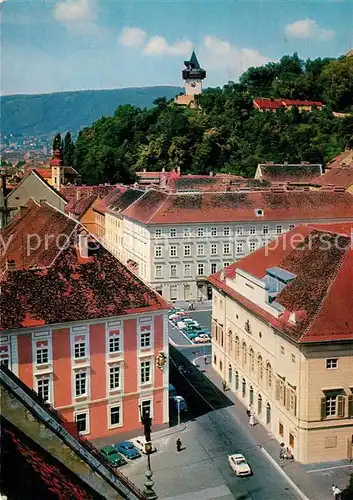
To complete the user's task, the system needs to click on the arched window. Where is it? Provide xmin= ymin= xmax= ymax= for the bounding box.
xmin=235 ymin=336 xmax=240 ymax=359
xmin=257 ymin=355 xmax=263 ymax=383
xmin=241 ymin=341 xmax=247 ymax=367
xmin=249 ymin=348 xmax=255 ymax=372
xmin=249 ymin=385 xmax=254 ymax=405
xmin=258 ymin=394 xmax=262 ymax=415
xmin=228 ymin=330 xmax=233 ymax=356
xmin=235 ymin=371 xmax=239 ymax=390
xmin=266 ymin=362 xmax=272 ymax=390
xmin=266 ymin=402 xmax=271 ymax=424
xmin=242 ymin=378 xmax=246 ymax=398
xmin=228 ymin=364 xmax=233 ymax=385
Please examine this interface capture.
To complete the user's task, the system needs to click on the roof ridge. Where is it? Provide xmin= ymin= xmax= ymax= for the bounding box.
xmin=298 ymin=239 xmax=351 ymax=341
xmin=145 ymin=190 xmax=170 ymax=224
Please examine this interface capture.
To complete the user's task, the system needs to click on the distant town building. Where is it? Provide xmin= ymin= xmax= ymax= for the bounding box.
xmin=0 ymin=200 xmax=170 ymax=441
xmin=253 ymin=98 xmax=324 ymax=113
xmin=209 ymin=222 xmax=353 ymax=464
xmin=174 ymin=51 xmax=206 ymax=109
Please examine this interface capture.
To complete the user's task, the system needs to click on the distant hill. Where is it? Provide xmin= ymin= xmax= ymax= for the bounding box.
xmin=0 ymin=86 xmax=183 ymax=138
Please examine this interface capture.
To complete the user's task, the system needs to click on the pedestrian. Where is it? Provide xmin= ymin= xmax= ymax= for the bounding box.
xmin=249 ymin=413 xmax=255 ymax=426
xmin=176 ymin=438 xmax=182 ymax=452
xmin=222 ymin=380 xmax=226 ymax=391
xmin=333 ymin=486 xmax=341 ymax=500
xmin=204 ymin=355 xmax=207 ymax=365
xmin=246 ymin=404 xmax=252 ymax=417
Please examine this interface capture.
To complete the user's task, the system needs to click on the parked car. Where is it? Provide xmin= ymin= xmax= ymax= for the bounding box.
xmin=101 ymin=445 xmax=127 ymax=467
xmin=176 ymin=320 xmax=188 ymax=330
xmin=186 ymin=328 xmax=209 ymax=337
xmin=114 ymin=441 xmax=141 ymax=459
xmin=183 ymin=318 xmax=200 ymax=328
xmin=194 ymin=334 xmax=211 ymax=343
xmin=169 ymin=312 xmax=187 ymax=321
xmin=169 ymin=307 xmax=183 ymax=315
xmin=171 ymin=395 xmax=188 ymax=412
xmin=228 ymin=454 xmax=252 ymax=476
xmin=131 ymin=437 xmax=157 ymax=454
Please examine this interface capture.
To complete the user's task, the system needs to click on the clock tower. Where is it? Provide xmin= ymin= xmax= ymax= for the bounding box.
xmin=183 ymin=50 xmax=206 ymax=96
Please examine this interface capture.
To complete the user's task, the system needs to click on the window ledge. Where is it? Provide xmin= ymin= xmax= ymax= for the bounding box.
xmin=34 ymin=365 xmax=53 ymax=375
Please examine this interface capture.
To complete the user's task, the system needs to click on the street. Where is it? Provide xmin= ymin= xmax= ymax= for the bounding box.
xmin=168 ymin=307 xmax=212 ymax=348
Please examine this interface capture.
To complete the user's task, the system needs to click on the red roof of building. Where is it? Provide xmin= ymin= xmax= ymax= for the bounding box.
xmin=257 ymin=163 xmax=322 ymax=183
xmin=282 ymin=99 xmax=323 ymax=107
xmin=326 ymin=149 xmax=353 ymax=170
xmin=0 ymin=201 xmax=170 ymax=331
xmin=61 ymin=185 xmax=117 ymax=218
xmin=122 ymin=188 xmax=353 ymax=224
xmin=209 ymin=223 xmax=353 ymax=343
xmin=27 ymin=167 xmax=52 ymax=179
xmin=253 ymin=98 xmax=283 ymax=110
xmin=314 ymin=166 xmax=353 ymax=189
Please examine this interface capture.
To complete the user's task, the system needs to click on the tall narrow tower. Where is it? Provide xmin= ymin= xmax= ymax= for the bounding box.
xmin=182 ymin=51 xmax=206 ymax=96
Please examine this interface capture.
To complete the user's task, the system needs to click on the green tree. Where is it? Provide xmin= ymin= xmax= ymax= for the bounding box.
xmin=341 ymin=474 xmax=353 ymax=500
xmin=63 ymin=131 xmax=75 ymax=166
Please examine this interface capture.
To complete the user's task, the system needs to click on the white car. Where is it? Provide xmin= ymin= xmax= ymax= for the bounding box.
xmin=130 ymin=437 xmax=157 ymax=454
xmin=194 ymin=334 xmax=211 ymax=343
xmin=228 ymin=454 xmax=252 ymax=476
xmin=183 ymin=319 xmax=200 ymax=327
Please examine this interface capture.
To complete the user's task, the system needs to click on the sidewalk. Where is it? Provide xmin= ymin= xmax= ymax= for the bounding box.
xmin=172 ymin=299 xmax=212 ymax=312
xmin=194 ymin=356 xmax=351 ymax=500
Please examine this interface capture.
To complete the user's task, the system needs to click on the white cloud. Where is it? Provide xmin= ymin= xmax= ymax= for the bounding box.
xmin=119 ymin=27 xmax=146 ymax=47
xmin=54 ymin=0 xmax=95 ymax=23
xmin=143 ymin=36 xmax=192 ymax=56
xmin=200 ymin=36 xmax=270 ymax=79
xmin=285 ymin=19 xmax=334 ymax=41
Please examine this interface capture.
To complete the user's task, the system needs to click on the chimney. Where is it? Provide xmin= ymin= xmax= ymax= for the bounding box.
xmin=162 ymin=167 xmax=165 ymax=172
xmin=143 ymin=168 xmax=146 ymax=172
xmin=209 ymin=171 xmax=213 ymax=177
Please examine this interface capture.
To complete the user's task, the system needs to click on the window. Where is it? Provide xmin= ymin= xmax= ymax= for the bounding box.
xmin=170 ymin=228 xmax=176 ymax=237
xmin=325 ymin=396 xmax=338 ymax=417
xmin=0 ymin=358 xmax=9 ymax=368
xmin=170 ymin=264 xmax=177 ymax=278
xmin=75 ymin=371 xmax=87 ymax=397
xmin=197 ymin=244 xmax=204 ymax=256
xmin=211 ymin=227 xmax=217 ymax=236
xmin=263 ymin=225 xmax=269 ymax=235
xmin=140 ymin=360 xmax=151 ymax=384
xmin=140 ymin=327 xmax=151 ymax=348
xmin=36 ymin=346 xmax=49 ymax=365
xmin=197 ymin=263 xmax=204 ymax=276
xmin=213 ymin=354 xmax=217 ymax=364
xmin=236 ymin=242 xmax=243 ymax=254
xmin=223 ymin=227 xmax=230 ymax=236
xmin=241 ymin=342 xmax=247 ymax=366
xmin=288 ymin=389 xmax=297 ymax=415
xmin=184 ymin=228 xmax=190 ymax=237
xmin=74 ymin=340 xmax=86 ymax=359
xmin=279 ymin=422 xmax=284 ymax=437
xmin=155 ymin=265 xmax=163 ymax=278
xmin=211 ymin=263 xmax=217 ymax=274
xmin=291 ymin=354 xmax=296 ymax=364
xmin=326 ymin=358 xmax=338 ymax=369
xmin=223 ymin=243 xmax=230 ymax=255
xmin=276 ymin=225 xmax=282 ymax=234
xmin=109 ymin=365 xmax=120 ymax=390
xmin=266 ymin=363 xmax=272 ymax=390
xmin=170 ymin=245 xmax=177 ymax=257
xmin=289 ymin=224 xmax=295 ymax=230
xmin=197 ymin=227 xmax=204 ymax=237
xmin=289 ymin=433 xmax=295 ymax=448
xmin=184 ymin=264 xmax=191 ymax=277
xmin=110 ymin=406 xmax=121 ymax=426
xmin=170 ymin=284 xmax=177 ymax=301
xmin=155 ymin=229 xmax=162 ymax=238
xmin=155 ymin=246 xmax=162 ymax=257
xmin=249 ymin=242 xmax=256 ymax=252
xmin=257 ymin=355 xmax=263 ymax=382
xmin=280 ymin=345 xmax=285 ymax=356
xmin=224 ymin=262 xmax=230 ymax=267
xmin=37 ymin=378 xmax=49 ymax=402
xmin=140 ymin=400 xmax=152 ymax=419
xmin=184 ymin=244 xmax=191 ymax=257
xmin=75 ymin=412 xmax=88 ymax=433
xmin=109 ymin=334 xmax=120 ymax=353
xmin=249 ymin=226 xmax=256 ymax=235
xmin=211 ymin=244 xmax=217 ymax=255
xmin=236 ymin=226 xmax=243 ymax=235
xmin=249 ymin=349 xmax=255 ymax=372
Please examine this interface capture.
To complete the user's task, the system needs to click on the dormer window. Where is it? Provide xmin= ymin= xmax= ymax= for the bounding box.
xmin=255 ymin=209 xmax=264 ymax=217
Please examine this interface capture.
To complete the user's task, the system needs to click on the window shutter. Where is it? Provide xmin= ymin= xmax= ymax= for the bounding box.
xmin=320 ymin=397 xmax=326 ymax=420
xmin=337 ymin=395 xmax=345 ymax=418
xmin=348 ymin=395 xmax=353 ymax=418
xmin=285 ymin=387 xmax=290 ymax=410
xmin=294 ymin=395 xmax=297 ymax=417
xmin=275 ymin=379 xmax=280 ymax=400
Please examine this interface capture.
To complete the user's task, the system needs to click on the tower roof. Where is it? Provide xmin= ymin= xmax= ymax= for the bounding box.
xmin=184 ymin=50 xmax=201 ymax=70
xmin=182 ymin=50 xmax=206 ymax=80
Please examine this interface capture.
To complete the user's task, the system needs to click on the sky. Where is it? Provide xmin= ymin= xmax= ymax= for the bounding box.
xmin=1 ymin=0 xmax=352 ymax=95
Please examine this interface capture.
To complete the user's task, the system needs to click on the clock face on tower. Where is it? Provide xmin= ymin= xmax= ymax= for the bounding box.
xmin=190 ymin=82 xmax=197 ymax=88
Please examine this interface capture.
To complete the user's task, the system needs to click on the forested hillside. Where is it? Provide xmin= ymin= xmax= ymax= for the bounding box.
xmin=1 ymin=86 xmax=182 ymax=138
xmin=71 ymin=53 xmax=353 ymax=184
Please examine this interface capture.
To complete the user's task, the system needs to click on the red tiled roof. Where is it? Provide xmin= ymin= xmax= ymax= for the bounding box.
xmin=253 ymin=98 xmax=283 ymax=110
xmin=314 ymin=166 xmax=353 ymax=189
xmin=282 ymin=99 xmax=323 ymax=107
xmin=27 ymin=167 xmax=52 ymax=179
xmin=106 ymin=188 xmax=144 ymax=213
xmin=0 ymin=201 xmax=170 ymax=330
xmin=123 ymin=189 xmax=353 ymax=224
xmin=209 ymin=224 xmax=353 ymax=343
xmin=326 ymin=150 xmax=353 ymax=170
xmin=258 ymin=163 xmax=322 ymax=182
xmin=61 ymin=185 xmax=116 ymax=218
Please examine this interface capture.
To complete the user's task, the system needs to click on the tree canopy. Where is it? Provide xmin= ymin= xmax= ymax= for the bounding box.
xmin=71 ymin=53 xmax=352 ymax=184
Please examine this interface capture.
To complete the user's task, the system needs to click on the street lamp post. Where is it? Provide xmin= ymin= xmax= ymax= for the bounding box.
xmin=139 ymin=405 xmax=158 ymax=500
xmin=177 ymin=399 xmax=181 ymax=427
